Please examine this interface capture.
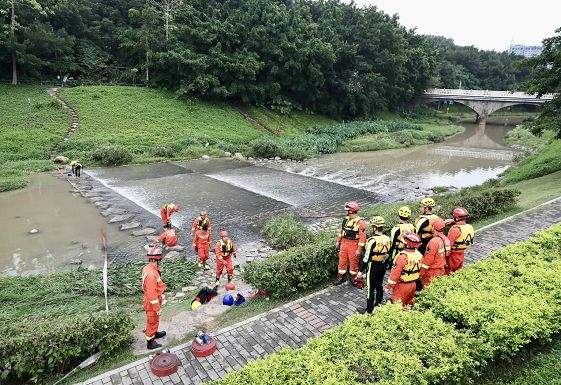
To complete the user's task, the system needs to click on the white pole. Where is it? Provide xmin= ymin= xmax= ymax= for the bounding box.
xmin=101 ymin=229 xmax=109 ymax=313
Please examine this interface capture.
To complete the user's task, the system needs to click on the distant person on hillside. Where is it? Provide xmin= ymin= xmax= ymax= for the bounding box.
xmin=70 ymin=160 xmax=82 ymax=177
xmin=160 ymin=203 xmax=180 ymax=229
xmin=446 ymin=207 xmax=475 ymax=274
xmin=389 ymin=206 xmax=415 ymax=266
xmin=414 ymin=198 xmax=441 ymax=254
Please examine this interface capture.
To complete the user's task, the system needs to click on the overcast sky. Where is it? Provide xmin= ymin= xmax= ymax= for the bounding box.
xmin=346 ymin=0 xmax=560 ymax=51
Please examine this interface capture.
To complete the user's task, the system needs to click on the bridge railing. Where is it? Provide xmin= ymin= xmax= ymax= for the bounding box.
xmin=424 ymin=88 xmax=555 ymax=100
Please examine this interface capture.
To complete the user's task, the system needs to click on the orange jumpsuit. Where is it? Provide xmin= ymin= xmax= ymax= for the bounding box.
xmin=192 ymin=215 xmax=212 ymax=236
xmin=156 ymin=228 xmax=178 ymax=247
xmin=386 ymin=249 xmax=422 ymax=307
xmin=215 ymin=239 xmax=236 ymax=280
xmin=193 ymin=229 xmax=211 ymax=263
xmin=420 ymin=234 xmax=450 ymax=287
xmin=142 ymin=263 xmax=166 ymax=340
xmin=337 ymin=216 xmax=367 ymax=279
xmin=447 ymin=221 xmax=475 ymax=274
xmin=160 ymin=204 xmax=179 ymax=227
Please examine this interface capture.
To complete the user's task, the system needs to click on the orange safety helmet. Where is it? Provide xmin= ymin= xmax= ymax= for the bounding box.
xmin=165 ymin=203 xmax=180 ymax=212
xmin=219 ymin=230 xmax=229 ymax=238
xmin=403 ymin=232 xmax=422 ymax=248
xmin=432 ymin=218 xmax=446 ymax=232
xmin=147 ymin=246 xmax=163 ymax=260
xmin=345 ymin=201 xmax=360 ymax=213
xmin=451 ymin=207 xmax=469 ymax=221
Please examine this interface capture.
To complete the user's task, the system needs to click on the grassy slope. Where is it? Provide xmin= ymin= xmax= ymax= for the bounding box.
xmin=0 ymin=85 xmax=69 ymax=191
xmin=58 ymin=86 xmax=334 ymax=164
xmin=340 ymin=117 xmax=463 ymax=152
xmin=247 ymin=106 xmax=335 ymax=137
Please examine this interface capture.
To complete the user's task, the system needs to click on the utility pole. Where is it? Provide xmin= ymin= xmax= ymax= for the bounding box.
xmin=11 ymin=0 xmax=17 ymax=85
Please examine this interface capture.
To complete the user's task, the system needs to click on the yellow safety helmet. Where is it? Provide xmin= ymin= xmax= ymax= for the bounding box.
xmin=398 ymin=206 xmax=412 ymax=219
xmin=370 ymin=216 xmax=386 ymax=227
xmin=191 ymin=300 xmax=201 ymax=311
xmin=420 ymin=197 xmax=436 ymax=208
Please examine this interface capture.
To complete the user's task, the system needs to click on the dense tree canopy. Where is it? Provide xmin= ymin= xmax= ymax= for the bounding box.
xmin=428 ymin=36 xmax=529 ymax=90
xmin=0 ymin=0 xmax=531 ymax=118
xmin=523 ymin=27 xmax=561 ymax=137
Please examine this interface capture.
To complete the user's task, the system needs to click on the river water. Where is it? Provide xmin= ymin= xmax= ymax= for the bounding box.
xmin=0 ymin=122 xmax=514 ymax=274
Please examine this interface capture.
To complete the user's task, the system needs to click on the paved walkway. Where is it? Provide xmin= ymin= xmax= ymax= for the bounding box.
xmin=77 ymin=197 xmax=561 ymax=385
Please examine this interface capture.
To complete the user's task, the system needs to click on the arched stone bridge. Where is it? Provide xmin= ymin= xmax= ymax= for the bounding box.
xmin=418 ymin=88 xmax=555 ymax=124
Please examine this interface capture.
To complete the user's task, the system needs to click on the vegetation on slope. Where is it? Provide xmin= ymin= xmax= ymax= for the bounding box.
xmin=0 ymin=85 xmax=68 ymax=192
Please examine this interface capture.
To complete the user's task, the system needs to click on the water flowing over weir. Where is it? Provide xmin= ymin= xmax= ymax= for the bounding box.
xmin=86 ymin=159 xmax=387 ymax=244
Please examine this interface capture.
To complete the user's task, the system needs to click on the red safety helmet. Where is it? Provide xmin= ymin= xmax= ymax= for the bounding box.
xmin=345 ymin=201 xmax=360 ymax=213
xmin=219 ymin=230 xmax=229 ymax=238
xmin=147 ymin=246 xmax=163 ymax=260
xmin=432 ymin=218 xmax=446 ymax=232
xmin=403 ymin=232 xmax=422 ymax=248
xmin=451 ymin=207 xmax=469 ymax=221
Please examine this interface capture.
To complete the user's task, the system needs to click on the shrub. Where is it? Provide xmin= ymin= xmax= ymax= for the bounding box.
xmin=250 ymin=137 xmax=280 ymax=158
xmin=214 ymin=305 xmax=481 ymax=385
xmin=242 ymin=232 xmax=337 ymax=298
xmin=503 ymin=139 xmax=561 ymax=183
xmin=149 ymin=145 xmax=175 ymax=158
xmin=385 ymin=120 xmax=422 ymax=132
xmin=218 ymin=223 xmax=561 ymax=385
xmin=1 ymin=311 xmax=134 ymax=383
xmin=261 ymin=214 xmax=312 ymax=249
xmin=416 ymin=223 xmax=561 ymax=359
xmin=91 ymin=145 xmax=133 ymax=166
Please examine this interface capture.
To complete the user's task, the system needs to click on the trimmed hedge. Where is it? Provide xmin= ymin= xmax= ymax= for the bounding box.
xmin=261 ymin=214 xmax=312 ymax=250
xmin=416 ymin=223 xmax=561 ymax=358
xmin=243 ymin=233 xmax=337 ymax=299
xmin=214 ymin=305 xmax=483 ymax=385
xmin=2 ymin=311 xmax=134 ymax=382
xmin=217 ymin=223 xmax=561 ymax=385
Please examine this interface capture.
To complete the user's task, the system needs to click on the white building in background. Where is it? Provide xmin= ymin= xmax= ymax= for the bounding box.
xmin=508 ymin=44 xmax=543 ymax=58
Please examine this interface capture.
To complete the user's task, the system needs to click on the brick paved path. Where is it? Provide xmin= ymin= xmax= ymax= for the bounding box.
xmin=77 ymin=197 xmax=561 ymax=385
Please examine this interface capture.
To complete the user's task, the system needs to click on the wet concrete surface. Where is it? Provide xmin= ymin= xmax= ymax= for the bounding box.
xmin=87 ymin=160 xmax=386 ymax=245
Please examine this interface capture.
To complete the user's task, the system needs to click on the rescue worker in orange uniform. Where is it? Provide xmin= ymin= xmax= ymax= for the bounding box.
xmin=142 ymin=246 xmax=167 ymax=350
xmin=357 ymin=216 xmax=392 ymax=314
xmin=447 ymin=207 xmax=475 ymax=274
xmin=389 ymin=206 xmax=415 ymax=265
xmin=215 ymin=230 xmax=236 ymax=287
xmin=419 ymin=218 xmax=450 ymax=288
xmin=154 ymin=227 xmax=178 ymax=248
xmin=415 ymin=198 xmax=441 ymax=254
xmin=160 ymin=203 xmax=180 ymax=229
xmin=193 ymin=223 xmax=211 ymax=269
xmin=385 ymin=232 xmax=423 ymax=307
xmin=335 ymin=201 xmax=367 ymax=286
xmin=192 ymin=210 xmax=212 ymax=238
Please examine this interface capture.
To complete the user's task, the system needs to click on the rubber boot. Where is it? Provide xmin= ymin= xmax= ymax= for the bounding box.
xmin=214 ymin=277 xmax=220 ymax=289
xmin=147 ymin=338 xmax=162 ymax=350
xmin=333 ymin=274 xmax=346 ymax=285
xmin=155 ymin=331 xmax=166 ymax=339
xmin=227 ymin=275 xmax=233 ymax=283
xmin=197 ymin=261 xmax=203 ymax=268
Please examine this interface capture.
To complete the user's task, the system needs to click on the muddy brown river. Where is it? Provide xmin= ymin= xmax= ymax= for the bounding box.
xmin=0 ymin=122 xmax=514 ymax=274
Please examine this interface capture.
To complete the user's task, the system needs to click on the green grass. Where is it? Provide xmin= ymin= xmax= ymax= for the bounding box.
xmin=339 ymin=118 xmax=463 ymax=152
xmin=479 ymin=337 xmax=561 ymax=385
xmin=503 ymin=139 xmax=561 ymax=183
xmin=57 ymin=86 xmax=334 ymax=164
xmin=0 ymin=85 xmax=69 ymax=191
xmin=246 ymin=106 xmax=335 ymax=137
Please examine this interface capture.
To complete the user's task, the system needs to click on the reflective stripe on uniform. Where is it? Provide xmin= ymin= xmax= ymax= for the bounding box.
xmin=149 ymin=299 xmax=159 ymax=304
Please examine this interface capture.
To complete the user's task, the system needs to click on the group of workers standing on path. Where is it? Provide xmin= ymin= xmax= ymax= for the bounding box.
xmin=142 ymin=203 xmax=238 ymax=349
xmin=335 ymin=198 xmax=475 ymax=314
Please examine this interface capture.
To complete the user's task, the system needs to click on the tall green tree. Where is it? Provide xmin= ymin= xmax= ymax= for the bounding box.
xmin=524 ymin=27 xmax=561 ymax=137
